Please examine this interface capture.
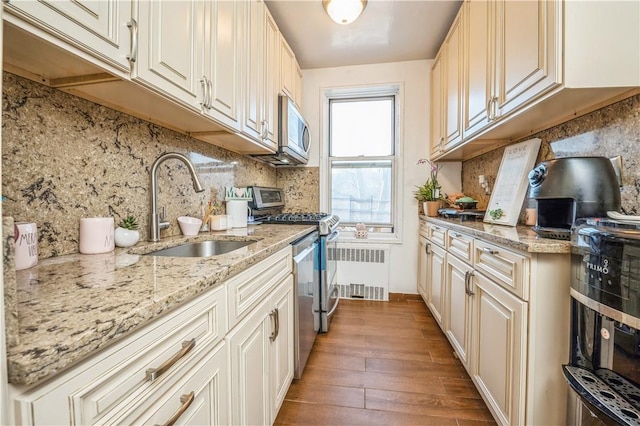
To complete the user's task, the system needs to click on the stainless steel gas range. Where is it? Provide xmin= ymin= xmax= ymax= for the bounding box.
xmin=249 ymin=187 xmax=340 ymax=378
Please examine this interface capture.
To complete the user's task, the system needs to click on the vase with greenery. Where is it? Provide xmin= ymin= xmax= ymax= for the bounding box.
xmin=414 ymin=159 xmax=443 ymax=216
xmin=114 ymin=215 xmax=140 ymax=248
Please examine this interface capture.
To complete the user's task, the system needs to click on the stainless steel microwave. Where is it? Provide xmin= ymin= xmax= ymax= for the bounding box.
xmin=250 ymin=95 xmax=310 ymax=166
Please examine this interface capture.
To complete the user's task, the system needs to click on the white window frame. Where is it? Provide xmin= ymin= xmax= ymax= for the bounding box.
xmin=320 ymin=84 xmax=404 ymax=242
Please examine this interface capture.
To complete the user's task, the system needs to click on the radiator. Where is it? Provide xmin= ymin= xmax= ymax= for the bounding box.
xmin=331 ymin=245 xmax=389 ymax=301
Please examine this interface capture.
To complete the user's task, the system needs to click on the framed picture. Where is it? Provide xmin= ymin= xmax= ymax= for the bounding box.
xmin=483 ymin=138 xmax=542 ymax=226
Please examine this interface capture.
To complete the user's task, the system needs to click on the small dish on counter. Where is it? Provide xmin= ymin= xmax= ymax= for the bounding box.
xmin=177 ymin=216 xmax=202 ymax=236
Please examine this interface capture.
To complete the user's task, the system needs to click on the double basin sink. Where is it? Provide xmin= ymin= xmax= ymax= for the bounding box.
xmin=144 ymin=239 xmax=257 ymax=258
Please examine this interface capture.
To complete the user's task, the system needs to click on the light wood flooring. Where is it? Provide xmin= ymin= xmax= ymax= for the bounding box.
xmin=275 ymin=295 xmax=497 ymax=425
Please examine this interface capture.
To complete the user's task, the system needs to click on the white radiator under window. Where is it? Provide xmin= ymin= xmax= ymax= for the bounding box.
xmin=331 ymin=244 xmax=389 ymax=301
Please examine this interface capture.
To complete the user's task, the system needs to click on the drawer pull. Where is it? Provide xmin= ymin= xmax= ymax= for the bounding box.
xmin=159 ymin=391 xmax=195 ymax=426
xmin=425 ymin=243 xmax=431 ymax=254
xmin=269 ymin=309 xmax=279 ymax=342
xmin=480 ymin=247 xmax=499 ymax=255
xmin=146 ymin=339 xmax=196 ymax=382
xmin=454 ymin=233 xmax=462 ymax=238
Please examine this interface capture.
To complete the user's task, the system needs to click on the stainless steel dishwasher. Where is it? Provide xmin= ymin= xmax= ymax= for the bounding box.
xmin=292 ymin=231 xmax=319 ymax=379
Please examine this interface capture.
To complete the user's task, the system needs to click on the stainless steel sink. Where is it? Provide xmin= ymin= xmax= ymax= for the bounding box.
xmin=144 ymin=240 xmax=257 ymax=258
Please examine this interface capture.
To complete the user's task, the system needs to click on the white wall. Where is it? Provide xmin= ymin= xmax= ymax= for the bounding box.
xmin=302 ymin=60 xmax=461 ymax=294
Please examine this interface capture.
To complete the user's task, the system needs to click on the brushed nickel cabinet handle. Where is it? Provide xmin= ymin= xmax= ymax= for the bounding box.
xmin=146 ymin=339 xmax=196 ymax=382
xmin=200 ymin=77 xmax=208 ymax=107
xmin=425 ymin=243 xmax=431 ymax=254
xmin=269 ymin=309 xmax=277 ymax=342
xmin=158 ymin=392 xmax=195 ymax=426
xmin=207 ymin=79 xmax=214 ymax=109
xmin=274 ymin=308 xmax=280 ymax=340
xmin=480 ymin=247 xmax=499 ymax=255
xmin=464 ymin=271 xmax=470 ymax=295
xmin=126 ymin=19 xmax=138 ymax=64
xmin=467 ymin=271 xmax=475 ymax=296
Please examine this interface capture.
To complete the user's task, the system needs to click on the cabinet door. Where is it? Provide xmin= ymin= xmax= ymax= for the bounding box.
xmin=295 ymin=62 xmax=303 ymax=109
xmin=134 ymin=0 xmax=204 ymax=112
xmin=463 ymin=0 xmax=492 ymax=139
xmin=203 ymin=0 xmax=242 ymax=130
xmin=429 ymin=52 xmax=444 ymax=156
xmin=270 ymin=275 xmax=294 ymax=423
xmin=262 ymin=7 xmax=279 ymax=150
xmin=444 ymin=254 xmax=473 ymax=370
xmin=444 ymin=10 xmax=463 ymax=150
xmin=418 ymin=235 xmax=429 ymax=302
xmin=427 ymin=244 xmax=446 ymax=327
xmin=4 ymin=0 xmax=132 ymax=71
xmin=280 ymin=36 xmax=295 ymax=98
xmin=493 ymin=0 xmax=560 ymax=119
xmin=227 ymin=301 xmax=270 ymax=426
xmin=241 ymin=0 xmax=263 ymax=140
xmin=470 ymin=272 xmax=527 ymax=426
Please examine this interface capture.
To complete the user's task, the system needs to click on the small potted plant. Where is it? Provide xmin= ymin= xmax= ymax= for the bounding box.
xmin=115 ymin=215 xmax=140 ymax=248
xmin=414 ymin=159 xmax=443 ymax=217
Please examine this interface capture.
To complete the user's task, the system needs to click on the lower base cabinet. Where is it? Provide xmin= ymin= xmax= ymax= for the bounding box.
xmin=8 ymin=247 xmax=295 ymax=426
xmin=471 ymin=272 xmax=527 ymax=425
xmin=227 ymin=274 xmax=294 ymax=426
xmin=418 ymin=220 xmax=570 ymax=426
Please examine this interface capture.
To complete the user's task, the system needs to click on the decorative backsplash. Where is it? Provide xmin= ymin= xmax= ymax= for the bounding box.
xmin=276 ymin=167 xmax=320 ymax=213
xmin=2 ymin=72 xmax=278 ymax=258
xmin=462 ymin=93 xmax=640 ymax=215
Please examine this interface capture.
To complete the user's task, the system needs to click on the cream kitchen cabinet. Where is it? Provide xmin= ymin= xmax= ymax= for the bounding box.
xmin=227 ymin=274 xmax=294 ymax=426
xmin=280 ymin=35 xmax=296 ymax=99
xmin=470 ymin=270 xmax=527 ymax=426
xmin=3 ymin=0 xmax=133 ymax=74
xmin=242 ymin=0 xmax=279 ymax=151
xmin=417 ymin=227 xmax=429 ymax=301
xmin=420 ymin=219 xmax=571 ymax=425
xmin=443 ymin=231 xmax=474 ymax=369
xmin=422 ymin=223 xmax=447 ymax=328
xmin=9 ymin=246 xmax=296 ymax=426
xmin=443 ymin=8 xmax=463 ymax=151
xmin=429 ymin=49 xmax=444 ymax=156
xmin=440 ymin=0 xmax=640 ymax=161
xmin=133 ymin=0 xmax=205 ymax=114
xmin=294 ymin=62 xmax=303 ymax=108
xmin=10 ymin=284 xmax=228 ymax=425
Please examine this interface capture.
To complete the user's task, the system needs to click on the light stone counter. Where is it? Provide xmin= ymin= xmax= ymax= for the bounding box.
xmin=421 ymin=216 xmax=571 ymax=254
xmin=7 ymin=224 xmax=315 ymax=386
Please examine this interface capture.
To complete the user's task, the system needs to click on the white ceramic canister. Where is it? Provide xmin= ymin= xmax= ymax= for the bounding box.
xmin=209 ymin=215 xmax=227 ymax=231
xmin=79 ymin=217 xmax=115 ymax=254
xmin=14 ymin=222 xmax=38 ymax=270
xmin=226 ymin=200 xmax=248 ymax=228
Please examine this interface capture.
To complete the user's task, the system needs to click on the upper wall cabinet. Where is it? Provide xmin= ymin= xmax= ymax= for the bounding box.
xmin=133 ymin=1 xmax=204 ymax=114
xmin=435 ymin=0 xmax=640 ymax=161
xmin=430 ymin=51 xmax=445 ymax=157
xmin=3 ymin=0 xmax=132 ymax=77
xmin=443 ymin=9 xmax=463 ymax=151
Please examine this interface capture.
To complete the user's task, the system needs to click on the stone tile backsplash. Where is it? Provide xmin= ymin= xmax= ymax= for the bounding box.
xmin=462 ymin=93 xmax=640 ymax=216
xmin=2 ymin=72 xmax=280 ymax=258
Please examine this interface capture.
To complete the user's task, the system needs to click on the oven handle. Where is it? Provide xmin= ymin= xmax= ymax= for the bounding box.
xmin=293 ymin=243 xmax=317 ymax=265
xmin=326 ymin=285 xmax=340 ymax=318
xmin=326 ymin=229 xmax=340 ymax=242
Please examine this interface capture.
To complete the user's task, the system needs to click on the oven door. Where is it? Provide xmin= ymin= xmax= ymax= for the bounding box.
xmin=321 ymin=229 xmax=340 ymax=332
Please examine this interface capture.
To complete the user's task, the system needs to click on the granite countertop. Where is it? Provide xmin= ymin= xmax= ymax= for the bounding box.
xmin=7 ymin=224 xmax=315 ymax=386
xmin=421 ymin=216 xmax=571 ymax=254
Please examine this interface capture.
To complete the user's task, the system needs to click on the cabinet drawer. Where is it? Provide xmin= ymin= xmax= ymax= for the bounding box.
xmin=474 ymin=241 xmax=529 ymax=299
xmin=419 ymin=220 xmax=429 ymax=238
xmin=14 ymin=286 xmax=227 ymax=426
xmin=227 ymin=246 xmax=292 ymax=329
xmin=447 ymin=231 xmax=474 ymax=264
xmin=109 ymin=340 xmax=228 ymax=426
xmin=427 ymin=223 xmax=447 ymax=248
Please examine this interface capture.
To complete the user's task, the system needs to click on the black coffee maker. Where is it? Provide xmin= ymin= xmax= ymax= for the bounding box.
xmin=528 ymin=157 xmax=621 ymax=239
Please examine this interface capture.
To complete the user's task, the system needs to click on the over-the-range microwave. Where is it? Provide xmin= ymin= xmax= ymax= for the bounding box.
xmin=251 ymin=95 xmax=310 ymax=166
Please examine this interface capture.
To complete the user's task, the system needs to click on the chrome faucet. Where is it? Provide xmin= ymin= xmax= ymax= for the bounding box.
xmin=150 ymin=152 xmax=204 ymax=242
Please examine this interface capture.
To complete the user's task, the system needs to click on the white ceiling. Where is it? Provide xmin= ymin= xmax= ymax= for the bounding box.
xmin=265 ymin=0 xmax=463 ymax=70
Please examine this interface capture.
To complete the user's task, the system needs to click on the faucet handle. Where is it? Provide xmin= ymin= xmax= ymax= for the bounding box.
xmin=159 ymin=206 xmax=166 ymax=222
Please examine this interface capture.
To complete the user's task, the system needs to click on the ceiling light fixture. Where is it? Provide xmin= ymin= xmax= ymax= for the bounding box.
xmin=322 ymin=0 xmax=368 ymax=25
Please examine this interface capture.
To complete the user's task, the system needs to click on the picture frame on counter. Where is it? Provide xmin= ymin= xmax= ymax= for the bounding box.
xmin=483 ymin=138 xmax=542 ymax=227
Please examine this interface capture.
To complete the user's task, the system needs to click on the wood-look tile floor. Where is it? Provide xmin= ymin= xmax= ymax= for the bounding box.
xmin=275 ymin=295 xmax=497 ymax=426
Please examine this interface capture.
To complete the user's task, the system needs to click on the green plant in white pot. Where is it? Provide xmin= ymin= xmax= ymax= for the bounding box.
xmin=115 ymin=215 xmax=140 ymax=248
